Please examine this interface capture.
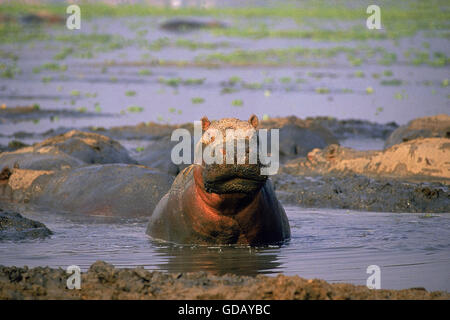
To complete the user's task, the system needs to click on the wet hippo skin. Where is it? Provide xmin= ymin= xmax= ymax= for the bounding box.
xmin=146 ymin=116 xmax=291 ymax=245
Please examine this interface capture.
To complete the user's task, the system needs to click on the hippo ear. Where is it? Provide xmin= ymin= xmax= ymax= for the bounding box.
xmin=201 ymin=116 xmax=211 ymax=131
xmin=248 ymin=114 xmax=259 ymax=128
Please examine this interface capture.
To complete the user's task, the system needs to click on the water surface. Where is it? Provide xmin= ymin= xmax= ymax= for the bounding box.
xmin=1 ymin=206 xmax=448 ymax=291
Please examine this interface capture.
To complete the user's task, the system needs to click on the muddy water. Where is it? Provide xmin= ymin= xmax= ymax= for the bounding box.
xmin=0 ymin=206 xmax=449 ymax=291
xmin=1 ymin=3 xmax=449 ymax=293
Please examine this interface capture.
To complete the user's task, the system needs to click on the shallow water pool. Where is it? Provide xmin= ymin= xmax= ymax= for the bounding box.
xmin=0 ymin=206 xmax=448 ymax=291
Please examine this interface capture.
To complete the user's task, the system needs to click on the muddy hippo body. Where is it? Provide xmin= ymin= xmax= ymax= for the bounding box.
xmin=146 ymin=115 xmax=290 ymax=246
xmin=147 ymin=165 xmax=290 ymax=245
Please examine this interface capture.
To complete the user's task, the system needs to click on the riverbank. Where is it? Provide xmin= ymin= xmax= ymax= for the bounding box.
xmin=0 ymin=261 xmax=448 ymax=300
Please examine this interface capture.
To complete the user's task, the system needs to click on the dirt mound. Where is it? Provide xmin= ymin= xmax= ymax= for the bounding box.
xmin=283 ymin=138 xmax=450 ymax=183
xmin=0 ymin=261 xmax=447 ymax=300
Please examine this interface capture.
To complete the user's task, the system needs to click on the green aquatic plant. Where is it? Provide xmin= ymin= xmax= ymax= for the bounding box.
xmin=191 ymin=97 xmax=205 ymax=104
xmin=70 ymin=90 xmax=81 ymax=97
xmin=183 ymin=78 xmax=205 ymax=85
xmin=41 ymin=76 xmax=52 ymax=83
xmin=53 ymin=47 xmax=73 ymax=60
xmin=315 ymin=87 xmax=330 ymax=94
xmin=125 ymin=90 xmax=136 ymax=96
xmin=366 ymin=86 xmax=374 ymax=94
xmin=243 ymin=82 xmax=262 ymax=89
xmin=354 ymin=71 xmax=365 ymax=78
xmin=94 ymin=103 xmax=102 ymax=113
xmin=380 ymin=79 xmax=402 ymax=86
xmin=228 ymin=76 xmax=242 ymax=85
xmin=34 ymin=63 xmax=67 ymax=73
xmin=220 ymin=87 xmax=237 ymax=94
xmin=127 ymin=106 xmax=144 ymax=113
xmin=138 ymin=69 xmax=152 ymax=76
xmin=232 ymin=99 xmax=243 ymax=107
xmin=136 ymin=147 xmax=145 ymax=152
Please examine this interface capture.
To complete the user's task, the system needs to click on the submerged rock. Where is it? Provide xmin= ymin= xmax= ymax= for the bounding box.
xmin=385 ymin=114 xmax=450 ymax=148
xmin=0 ymin=261 xmax=447 ymax=299
xmin=0 ymin=208 xmax=52 ymax=241
xmin=0 ymin=164 xmax=173 ymax=218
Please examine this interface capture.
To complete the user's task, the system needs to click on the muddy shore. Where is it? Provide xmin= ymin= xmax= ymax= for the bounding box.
xmin=0 ymin=261 xmax=448 ymax=300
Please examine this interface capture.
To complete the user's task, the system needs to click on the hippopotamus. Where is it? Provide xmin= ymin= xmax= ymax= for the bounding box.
xmin=146 ymin=115 xmax=291 ymax=246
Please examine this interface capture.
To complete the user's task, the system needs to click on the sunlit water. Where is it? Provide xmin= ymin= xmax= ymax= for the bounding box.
xmin=0 ymin=206 xmax=449 ymax=291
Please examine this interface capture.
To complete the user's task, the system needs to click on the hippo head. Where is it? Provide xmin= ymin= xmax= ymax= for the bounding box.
xmin=198 ymin=115 xmax=268 ymax=194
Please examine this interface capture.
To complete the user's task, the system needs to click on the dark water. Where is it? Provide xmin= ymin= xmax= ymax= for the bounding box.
xmin=0 ymin=206 xmax=449 ymax=291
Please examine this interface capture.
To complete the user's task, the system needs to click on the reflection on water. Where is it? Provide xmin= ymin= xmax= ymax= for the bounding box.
xmin=152 ymin=243 xmax=282 ymax=276
xmin=0 ymin=206 xmax=449 ymax=291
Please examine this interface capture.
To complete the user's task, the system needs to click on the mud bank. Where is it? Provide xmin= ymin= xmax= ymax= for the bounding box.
xmin=0 ymin=261 xmax=447 ymax=300
xmin=0 ymin=105 xmax=112 ymax=124
xmin=273 ymin=173 xmax=449 ymax=213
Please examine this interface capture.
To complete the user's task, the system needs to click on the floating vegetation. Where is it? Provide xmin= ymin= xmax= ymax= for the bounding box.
xmin=375 ymin=107 xmax=384 ymax=115
xmin=94 ymin=103 xmax=102 ymax=113
xmin=33 ymin=62 xmax=67 ymax=73
xmin=380 ymin=79 xmax=402 ymax=86
xmin=53 ymin=47 xmax=73 ymax=60
xmin=125 ymin=90 xmax=137 ymax=96
xmin=183 ymin=78 xmax=206 ymax=85
xmin=158 ymin=77 xmax=205 ymax=87
xmin=395 ymin=91 xmax=406 ymax=100
xmin=136 ymin=69 xmax=151 ymax=76
xmin=228 ymin=76 xmax=242 ymax=85
xmin=232 ymin=99 xmax=243 ymax=107
xmin=70 ymin=90 xmax=81 ymax=97
xmin=41 ymin=76 xmax=52 ymax=83
xmin=383 ymin=70 xmax=393 ymax=77
xmin=198 ymin=46 xmax=393 ymax=68
xmin=378 ymin=53 xmax=397 ymax=66
xmin=221 ymin=87 xmax=237 ymax=94
xmin=315 ymin=87 xmax=330 ymax=94
xmin=243 ymin=82 xmax=262 ymax=90
xmin=127 ymin=105 xmax=144 ymax=113
xmin=0 ymin=63 xmax=21 ymax=78
xmin=366 ymin=86 xmax=374 ymax=94
xmin=135 ymin=147 xmax=145 ymax=152
xmin=441 ymin=79 xmax=449 ymax=87
xmin=354 ymin=71 xmax=365 ymax=78
xmin=76 ymin=107 xmax=87 ymax=113
xmin=191 ymin=97 xmax=205 ymax=104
